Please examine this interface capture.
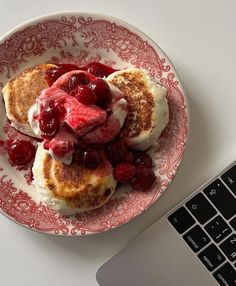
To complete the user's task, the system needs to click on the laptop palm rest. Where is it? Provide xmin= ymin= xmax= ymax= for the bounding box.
xmin=96 ymin=218 xmax=217 ymax=286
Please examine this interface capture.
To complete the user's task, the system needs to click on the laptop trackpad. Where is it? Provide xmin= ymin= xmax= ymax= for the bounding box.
xmin=96 ymin=218 xmax=217 ymax=286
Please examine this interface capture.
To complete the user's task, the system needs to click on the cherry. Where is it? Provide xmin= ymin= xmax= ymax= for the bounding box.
xmin=82 ymin=62 xmax=117 ymax=77
xmin=107 ymin=139 xmax=128 ymax=166
xmin=113 ymin=163 xmax=137 ymax=183
xmin=39 ymin=101 xmax=62 ymax=139
xmin=7 ymin=140 xmax=36 ymax=166
xmin=83 ymin=149 xmax=101 ymax=169
xmin=39 ymin=118 xmax=60 ymax=139
xmin=40 ymin=101 xmax=56 ymax=121
xmin=71 ymin=85 xmax=97 ymax=105
xmin=89 ymin=78 xmax=112 ymax=104
xmin=123 ymin=152 xmax=135 ymax=164
xmin=74 ymin=138 xmax=88 ymax=149
xmin=131 ymin=166 xmax=156 ymax=192
xmin=72 ymin=148 xmax=85 ymax=165
xmin=134 ymin=152 xmax=153 ymax=168
xmin=45 ymin=64 xmax=79 ymax=86
xmin=68 ymin=73 xmax=88 ymax=92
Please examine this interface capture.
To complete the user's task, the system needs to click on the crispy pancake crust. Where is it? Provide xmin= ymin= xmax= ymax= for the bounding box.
xmin=107 ymin=69 xmax=169 ymax=150
xmin=108 ymin=70 xmax=154 ymax=137
xmin=33 ymin=144 xmax=117 ymax=212
xmin=2 ymin=64 xmax=57 ymax=124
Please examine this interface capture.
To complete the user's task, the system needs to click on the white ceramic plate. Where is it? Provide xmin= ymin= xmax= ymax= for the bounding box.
xmin=0 ymin=12 xmax=189 ymax=235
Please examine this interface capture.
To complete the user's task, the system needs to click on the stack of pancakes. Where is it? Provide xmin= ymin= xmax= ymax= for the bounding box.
xmin=2 ymin=64 xmax=169 ymax=215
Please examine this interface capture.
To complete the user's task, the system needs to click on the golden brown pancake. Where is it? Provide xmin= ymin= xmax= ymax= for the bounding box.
xmin=32 ymin=144 xmax=117 ymax=215
xmin=107 ymin=68 xmax=169 ymax=150
xmin=2 ymin=64 xmax=57 ymax=135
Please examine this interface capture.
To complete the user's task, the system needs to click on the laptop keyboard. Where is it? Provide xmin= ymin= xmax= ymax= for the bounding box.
xmin=168 ymin=164 xmax=236 ymax=286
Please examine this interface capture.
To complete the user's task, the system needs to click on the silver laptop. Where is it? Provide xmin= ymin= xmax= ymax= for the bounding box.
xmin=96 ymin=162 xmax=236 ymax=286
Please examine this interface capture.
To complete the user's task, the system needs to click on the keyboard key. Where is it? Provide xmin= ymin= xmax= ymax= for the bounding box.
xmin=198 ymin=244 xmax=225 ymax=271
xmin=213 ymin=263 xmax=236 ymax=286
xmin=168 ymin=207 xmax=195 ymax=234
xmin=183 ymin=225 xmax=210 ymax=252
xmin=186 ymin=193 xmax=217 ymax=224
xmin=230 ymin=217 xmax=236 ymax=231
xmin=221 ymin=165 xmax=236 ymax=195
xmin=204 ymin=179 xmax=236 ymax=220
xmin=205 ymin=215 xmax=232 ymax=243
xmin=220 ymin=234 xmax=236 ymax=262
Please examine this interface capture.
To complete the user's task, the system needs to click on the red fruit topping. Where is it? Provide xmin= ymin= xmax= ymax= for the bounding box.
xmin=43 ymin=141 xmax=50 ymax=150
xmin=83 ymin=149 xmax=101 ymax=169
xmin=39 ymin=101 xmax=64 ymax=139
xmin=64 ymin=96 xmax=107 ymax=136
xmin=82 ymin=62 xmax=117 ymax=78
xmin=56 ymin=64 xmax=80 ymax=70
xmin=0 ymin=140 xmax=4 ymax=147
xmin=131 ymin=166 xmax=156 ymax=192
xmin=39 ymin=117 xmax=60 ymax=139
xmin=55 ymin=101 xmax=66 ymax=119
xmin=51 ymin=141 xmax=74 ymax=158
xmin=68 ymin=73 xmax=88 ymax=92
xmin=39 ymin=101 xmax=60 ymax=139
xmin=45 ymin=64 xmax=79 ymax=86
xmin=89 ymin=78 xmax=112 ymax=104
xmin=7 ymin=140 xmax=36 ymax=166
xmin=52 ymin=70 xmax=97 ymax=91
xmin=75 ymin=138 xmax=88 ymax=149
xmin=123 ymin=152 xmax=135 ymax=164
xmin=134 ymin=152 xmax=153 ymax=168
xmin=71 ymin=85 xmax=97 ymax=105
xmin=107 ymin=139 xmax=128 ymax=166
xmin=72 ymin=149 xmax=85 ymax=164
xmin=40 ymin=101 xmax=56 ymax=121
xmin=113 ymin=162 xmax=137 ymax=183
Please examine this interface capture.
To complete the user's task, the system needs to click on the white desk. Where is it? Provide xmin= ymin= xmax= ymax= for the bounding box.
xmin=0 ymin=0 xmax=236 ymax=285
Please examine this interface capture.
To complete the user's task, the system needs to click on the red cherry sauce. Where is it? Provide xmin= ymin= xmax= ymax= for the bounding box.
xmin=39 ymin=101 xmax=65 ymax=139
xmin=44 ymin=62 xmax=117 ymax=87
xmin=45 ymin=64 xmax=80 ymax=86
xmin=81 ymin=62 xmax=117 ymax=78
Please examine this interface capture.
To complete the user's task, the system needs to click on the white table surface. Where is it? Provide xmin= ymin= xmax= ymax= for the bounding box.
xmin=0 ymin=0 xmax=236 ymax=285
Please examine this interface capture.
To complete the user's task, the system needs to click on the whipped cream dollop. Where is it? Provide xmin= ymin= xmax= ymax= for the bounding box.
xmin=28 ymin=75 xmax=128 ymax=164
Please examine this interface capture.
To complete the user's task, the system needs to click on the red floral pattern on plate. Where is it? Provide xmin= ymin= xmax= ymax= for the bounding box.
xmin=0 ymin=14 xmax=188 ymax=235
xmin=77 ymin=17 xmax=170 ymax=78
xmin=0 ymin=17 xmax=78 ymax=78
xmin=47 ymin=50 xmax=101 ymax=66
